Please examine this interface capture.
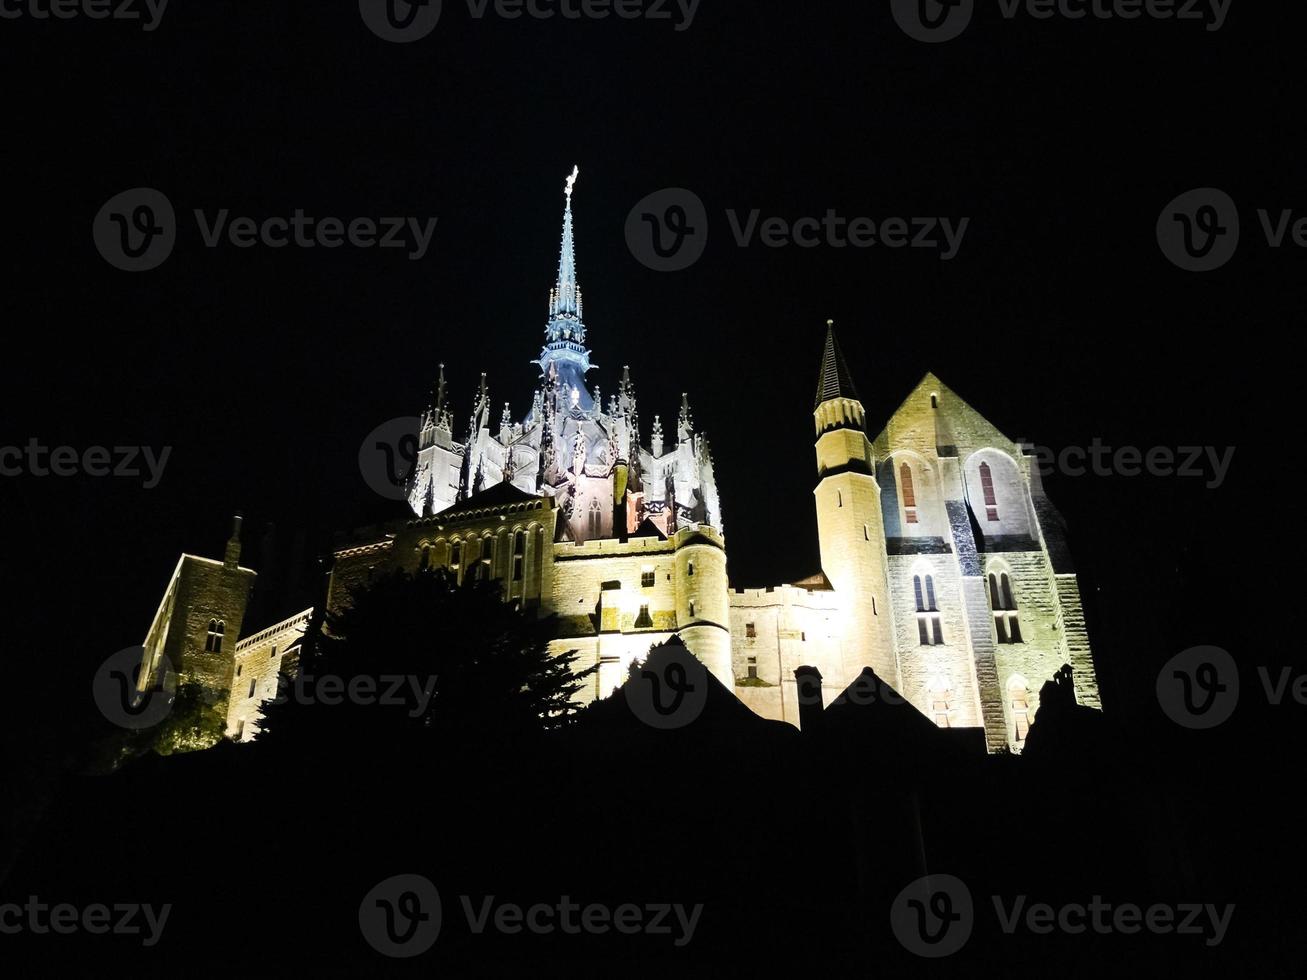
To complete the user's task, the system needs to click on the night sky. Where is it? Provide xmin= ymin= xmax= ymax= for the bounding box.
xmin=3 ymin=2 xmax=1273 ymax=743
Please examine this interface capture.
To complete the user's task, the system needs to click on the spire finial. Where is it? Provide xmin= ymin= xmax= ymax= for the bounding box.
xmin=565 ymin=164 xmax=579 ymax=199
xmin=815 ymin=321 xmax=859 ymax=409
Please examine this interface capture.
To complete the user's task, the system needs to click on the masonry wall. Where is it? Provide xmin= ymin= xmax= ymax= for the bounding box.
xmin=225 ymin=609 xmax=312 ymax=742
xmin=886 ymin=553 xmax=984 ymax=731
xmin=727 ymin=585 xmax=842 ymax=725
xmin=141 ymin=555 xmax=255 ymax=698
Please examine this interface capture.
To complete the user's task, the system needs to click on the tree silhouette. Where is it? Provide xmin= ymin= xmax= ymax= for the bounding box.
xmin=254 ymin=568 xmax=595 ymax=754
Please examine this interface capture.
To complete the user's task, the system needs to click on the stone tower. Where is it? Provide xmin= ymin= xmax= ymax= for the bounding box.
xmin=812 ymin=322 xmax=897 ymax=689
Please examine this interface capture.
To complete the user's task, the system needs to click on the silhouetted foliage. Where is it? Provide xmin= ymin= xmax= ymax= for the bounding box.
xmin=254 ymin=568 xmax=596 ymax=753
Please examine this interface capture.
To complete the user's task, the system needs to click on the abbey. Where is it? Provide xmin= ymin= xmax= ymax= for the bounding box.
xmin=136 ymin=167 xmax=1099 ymax=752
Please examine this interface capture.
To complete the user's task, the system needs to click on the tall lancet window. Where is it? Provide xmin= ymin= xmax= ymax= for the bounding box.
xmin=979 ymin=462 xmax=999 ymax=522
xmin=913 ymin=574 xmax=943 ymax=645
xmin=989 ymin=571 xmax=1022 ymax=643
xmin=900 ymin=463 xmax=918 ymax=524
xmin=587 ymin=499 xmax=603 ymax=539
xmin=513 ymin=531 xmax=525 ymax=582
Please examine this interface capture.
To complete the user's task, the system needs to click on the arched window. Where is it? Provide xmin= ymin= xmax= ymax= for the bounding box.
xmin=979 ymin=461 xmax=999 ymax=521
xmin=900 ymin=463 xmax=918 ymax=524
xmin=587 ymin=499 xmax=603 ymax=539
xmin=1009 ymin=680 xmax=1031 ymax=744
xmin=450 ymin=540 xmax=462 ymax=568
xmin=419 ymin=545 xmax=431 ymax=571
xmin=513 ymin=530 xmax=525 ymax=582
xmin=205 ymin=619 xmax=225 ymax=652
xmin=932 ymin=690 xmax=951 ymax=727
xmin=989 ymin=571 xmax=1022 ymax=643
xmin=913 ymin=575 xmax=943 ymax=645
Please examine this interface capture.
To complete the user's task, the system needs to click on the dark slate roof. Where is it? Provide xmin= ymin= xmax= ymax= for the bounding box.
xmin=814 ymin=322 xmax=860 ymax=408
xmin=792 ymin=571 xmax=834 ymax=591
xmin=630 ymin=518 xmax=668 ymax=540
xmin=433 ymin=480 xmax=542 ymax=520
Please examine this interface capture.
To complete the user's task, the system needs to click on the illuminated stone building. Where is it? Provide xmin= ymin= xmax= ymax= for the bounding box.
xmin=138 ymin=168 xmax=1099 ymax=753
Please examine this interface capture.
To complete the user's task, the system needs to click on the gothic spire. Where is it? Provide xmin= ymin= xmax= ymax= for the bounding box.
xmin=536 ymin=166 xmax=595 ymax=410
xmin=549 ymin=165 xmax=583 ymax=322
xmin=815 ymin=320 xmax=860 ymax=408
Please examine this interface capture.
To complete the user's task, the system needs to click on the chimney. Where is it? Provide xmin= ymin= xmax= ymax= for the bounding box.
xmin=794 ymin=665 xmax=824 ymax=734
xmin=223 ymin=513 xmax=244 ymax=569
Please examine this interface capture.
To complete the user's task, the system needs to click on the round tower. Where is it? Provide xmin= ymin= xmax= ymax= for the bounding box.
xmin=812 ymin=322 xmax=899 ymax=690
xmin=671 ymin=525 xmax=733 ymax=690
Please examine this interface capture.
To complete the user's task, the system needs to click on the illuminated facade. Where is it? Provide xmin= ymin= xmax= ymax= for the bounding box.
xmin=139 ymin=168 xmax=1099 ymax=753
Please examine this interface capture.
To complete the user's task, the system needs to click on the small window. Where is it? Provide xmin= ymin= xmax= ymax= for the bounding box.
xmin=235 ymin=720 xmax=245 ymax=740
xmin=689 ymin=600 xmax=696 ymax=617
xmin=932 ymin=689 xmax=951 ymax=727
xmin=205 ymin=619 xmax=225 ymax=653
xmin=900 ymin=463 xmax=918 ymax=524
xmin=236 ymin=664 xmax=242 ymax=678
xmin=989 ymin=571 xmax=1022 ymax=644
xmin=747 ymin=665 xmax=758 ymax=680
xmin=745 ymin=622 xmax=756 ymax=639
xmin=641 ymin=569 xmax=656 ymax=588
xmin=1011 ymin=684 xmax=1031 ymax=743
xmin=687 ymin=562 xmax=694 ymax=577
xmin=979 ymin=461 xmax=999 ymax=521
xmin=270 ymin=646 xmax=277 ymax=659
xmin=247 ymin=678 xmax=256 ymax=699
